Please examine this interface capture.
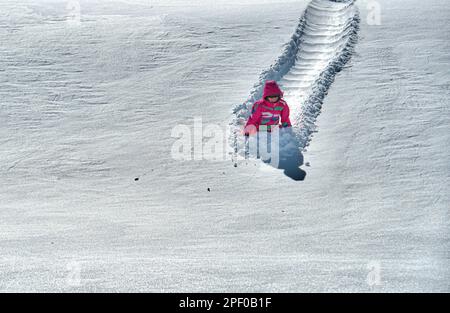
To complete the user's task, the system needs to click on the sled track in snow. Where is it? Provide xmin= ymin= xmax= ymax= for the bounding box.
xmin=231 ymin=0 xmax=360 ymax=158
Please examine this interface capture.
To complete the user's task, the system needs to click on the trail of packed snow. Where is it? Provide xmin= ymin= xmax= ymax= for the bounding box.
xmin=231 ymin=0 xmax=359 ymax=162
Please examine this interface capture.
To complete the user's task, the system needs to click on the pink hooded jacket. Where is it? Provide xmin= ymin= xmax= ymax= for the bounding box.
xmin=244 ymin=80 xmax=292 ymax=134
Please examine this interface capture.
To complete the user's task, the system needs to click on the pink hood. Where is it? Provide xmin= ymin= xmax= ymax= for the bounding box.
xmin=262 ymin=80 xmax=283 ymax=98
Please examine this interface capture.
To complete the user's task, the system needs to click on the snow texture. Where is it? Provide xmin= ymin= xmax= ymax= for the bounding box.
xmin=0 ymin=0 xmax=449 ymax=292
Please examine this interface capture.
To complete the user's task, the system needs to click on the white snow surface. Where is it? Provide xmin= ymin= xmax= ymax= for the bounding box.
xmin=0 ymin=0 xmax=449 ymax=292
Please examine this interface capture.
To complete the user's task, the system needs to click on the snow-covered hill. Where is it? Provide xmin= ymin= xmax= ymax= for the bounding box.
xmin=0 ymin=0 xmax=448 ymax=292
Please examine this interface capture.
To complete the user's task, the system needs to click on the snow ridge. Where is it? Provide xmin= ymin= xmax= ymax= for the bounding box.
xmin=230 ymin=0 xmax=359 ymax=158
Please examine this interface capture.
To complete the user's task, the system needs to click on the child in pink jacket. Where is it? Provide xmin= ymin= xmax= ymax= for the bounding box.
xmin=244 ymin=80 xmax=292 ymax=136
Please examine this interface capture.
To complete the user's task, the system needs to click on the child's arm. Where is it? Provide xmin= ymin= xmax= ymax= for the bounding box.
xmin=280 ymin=103 xmax=292 ymax=128
xmin=244 ymin=102 xmax=262 ymax=135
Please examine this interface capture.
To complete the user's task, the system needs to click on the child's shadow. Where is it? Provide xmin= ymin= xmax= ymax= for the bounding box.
xmin=278 ymin=149 xmax=306 ymax=181
xmin=260 ymin=130 xmax=307 ymax=181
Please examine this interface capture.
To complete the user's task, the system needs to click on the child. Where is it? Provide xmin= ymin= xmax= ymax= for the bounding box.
xmin=244 ymin=80 xmax=291 ymax=136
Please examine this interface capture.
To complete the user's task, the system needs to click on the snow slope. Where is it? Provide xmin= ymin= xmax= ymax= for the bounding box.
xmin=0 ymin=0 xmax=449 ymax=292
